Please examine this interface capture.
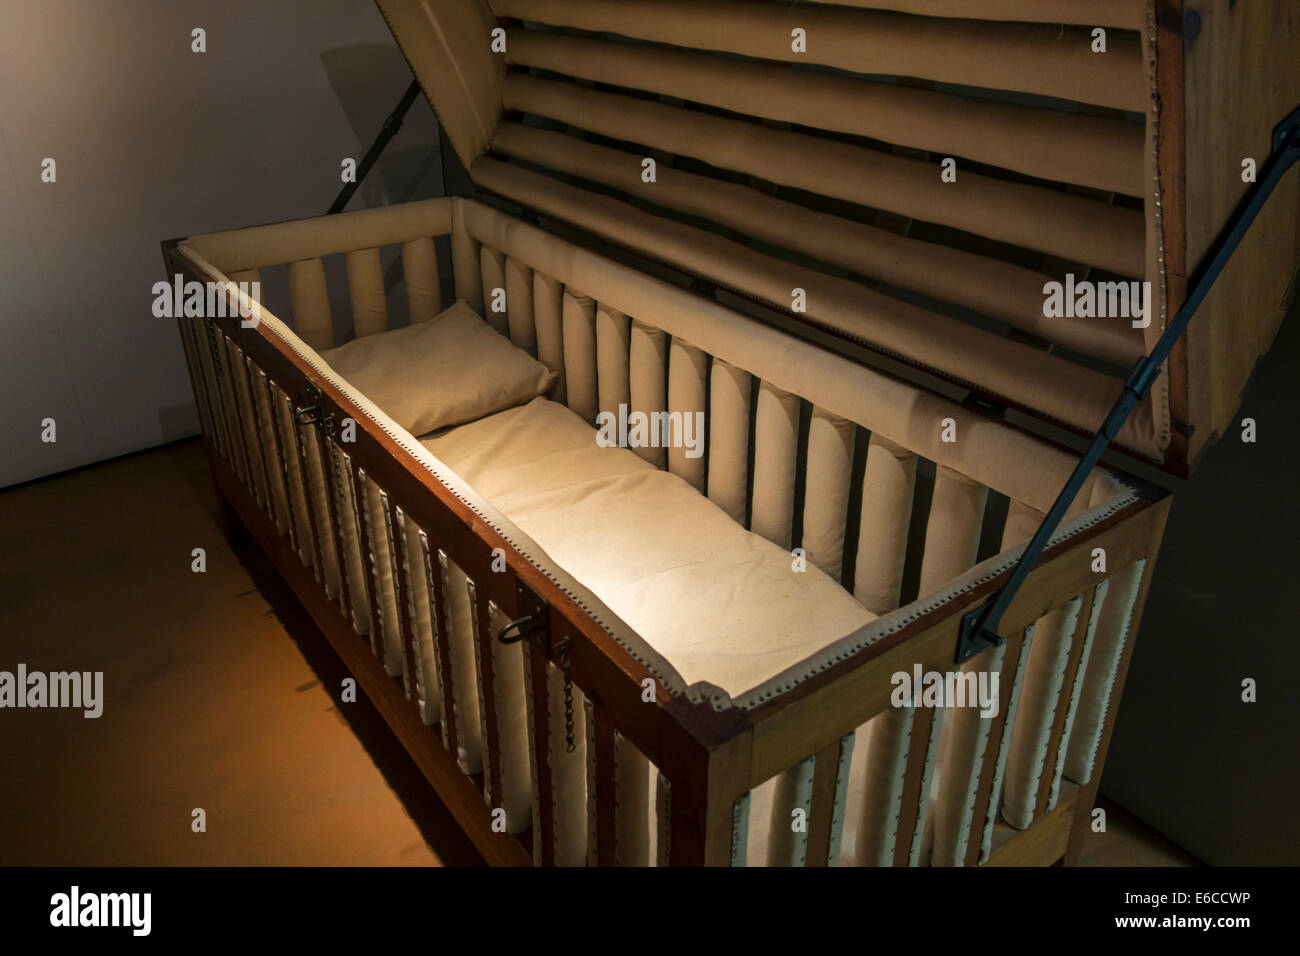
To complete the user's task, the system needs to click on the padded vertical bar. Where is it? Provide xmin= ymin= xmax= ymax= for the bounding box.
xmin=504 ymin=255 xmax=538 ymax=354
xmin=188 ymin=316 xmax=228 ymax=461
xmin=319 ymin=434 xmax=356 ymax=629
xmin=901 ymin=704 xmax=945 ymax=865
xmin=250 ymin=368 xmax=291 ymax=537
xmin=539 ymin=659 xmax=588 ymax=866
xmin=911 ymin=465 xmax=988 ymax=862
xmin=802 ymin=408 xmax=855 ymax=580
xmin=707 ymin=358 xmax=752 ymax=526
xmin=226 ymin=343 xmax=266 ymax=508
xmin=918 ymin=465 xmax=989 ymax=594
xmin=1045 ymin=581 xmax=1110 ymax=810
xmin=595 ymin=303 xmax=631 ymax=420
xmin=533 ymin=272 xmax=566 ymax=403
xmin=293 ymin=421 xmax=329 ymax=588
xmin=346 ymin=246 xmax=389 ymax=337
xmin=417 ymin=531 xmax=453 ymax=748
xmin=969 ymin=623 xmax=1034 ymax=865
xmin=361 ymin=477 xmax=403 ymax=673
xmin=374 ymin=490 xmax=408 ymax=678
xmin=178 ymin=316 xmax=218 ymax=450
xmin=854 ymin=707 xmax=913 ymax=866
xmin=438 ymin=550 xmax=483 ymax=774
xmin=477 ymin=600 xmax=532 ymax=834
xmin=1063 ymin=560 xmax=1146 ymax=784
xmin=343 ymin=463 xmax=379 ymax=642
xmin=401 ymin=236 xmax=441 ymax=323
xmin=766 ymin=755 xmax=816 ymax=866
xmin=333 ymin=449 xmax=370 ymax=636
xmin=216 ymin=336 xmax=251 ymax=485
xmin=271 ymin=387 xmax=314 ymax=567
xmin=479 ymin=245 xmax=509 ymax=336
xmin=751 ymin=381 xmax=801 ymax=549
xmin=561 ymin=290 xmax=598 ymax=423
xmin=587 ymin=698 xmax=617 ymax=866
xmin=286 ymin=257 xmax=335 ymax=349
xmin=523 ymin=641 xmax=550 ymax=864
xmin=467 ymin=579 xmax=502 ymax=811
xmin=629 ymin=320 xmax=668 ymax=468
xmin=931 ymin=641 xmax=1006 ymax=866
xmin=451 ymin=201 xmax=483 ymax=312
xmin=730 ymin=793 xmax=752 ymax=867
xmin=389 ymin=507 xmax=421 ymax=702
xmin=1001 ymin=596 xmax=1084 ymax=829
xmin=226 ymin=268 xmax=262 ymax=301
xmin=666 ymin=338 xmax=708 ymax=492
xmin=853 ymin=435 xmax=917 ymax=614
xmin=818 ymin=733 xmax=856 ymax=866
xmin=656 ymin=772 xmax=672 ymax=867
xmin=400 ymin=514 xmax=443 ymax=722
xmin=613 ymin=732 xmax=651 ymax=866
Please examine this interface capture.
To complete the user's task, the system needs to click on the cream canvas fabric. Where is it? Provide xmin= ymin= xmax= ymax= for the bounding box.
xmin=317 ymin=299 xmax=555 ymax=438
xmin=423 ymin=397 xmax=877 ymax=696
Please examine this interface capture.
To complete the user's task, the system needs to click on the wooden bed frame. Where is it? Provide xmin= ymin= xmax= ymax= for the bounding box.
xmin=162 ymin=197 xmax=1169 ymax=866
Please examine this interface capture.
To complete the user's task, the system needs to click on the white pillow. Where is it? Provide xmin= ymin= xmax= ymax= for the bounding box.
xmin=318 ymin=299 xmax=555 ymax=436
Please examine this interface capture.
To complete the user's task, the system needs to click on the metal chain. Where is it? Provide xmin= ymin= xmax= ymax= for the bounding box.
xmin=204 ymin=316 xmax=223 ymax=377
xmin=556 ymin=637 xmax=576 ymax=754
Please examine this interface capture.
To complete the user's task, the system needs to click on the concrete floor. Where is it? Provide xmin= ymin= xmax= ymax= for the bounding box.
xmin=0 ymin=438 xmax=1192 ymax=867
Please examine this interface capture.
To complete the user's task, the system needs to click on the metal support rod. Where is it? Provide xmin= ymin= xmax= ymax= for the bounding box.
xmin=956 ymin=104 xmax=1300 ymax=664
xmin=327 ymin=78 xmax=422 ymax=215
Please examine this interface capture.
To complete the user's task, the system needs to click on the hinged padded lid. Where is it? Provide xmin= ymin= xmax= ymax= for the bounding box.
xmin=376 ymin=0 xmax=1300 ymax=477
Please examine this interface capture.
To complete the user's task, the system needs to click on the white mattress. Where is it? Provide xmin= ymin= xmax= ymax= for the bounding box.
xmin=422 ymin=397 xmax=875 ymax=697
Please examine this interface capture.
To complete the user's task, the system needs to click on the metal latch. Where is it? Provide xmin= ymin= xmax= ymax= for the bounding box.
xmin=295 ymin=384 xmax=322 ymax=426
xmin=497 ymin=577 xmax=549 ymax=648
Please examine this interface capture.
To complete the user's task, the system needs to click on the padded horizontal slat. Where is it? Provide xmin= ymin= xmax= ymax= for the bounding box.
xmin=802 ymin=0 xmax=1146 ymax=30
xmin=470 ymin=158 xmax=1159 ymax=457
xmin=490 ymin=123 xmax=1145 ymax=364
xmin=505 ymin=30 xmax=1145 ymax=195
xmin=185 ymin=197 xmax=452 ymax=274
xmin=502 ymin=76 xmax=1145 ymax=276
xmin=491 ymin=0 xmax=1146 ymax=111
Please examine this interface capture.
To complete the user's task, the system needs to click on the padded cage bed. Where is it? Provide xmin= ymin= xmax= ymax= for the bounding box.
xmin=168 ymin=196 xmax=1165 ymax=866
xmin=163 ymin=0 xmax=1298 ymax=865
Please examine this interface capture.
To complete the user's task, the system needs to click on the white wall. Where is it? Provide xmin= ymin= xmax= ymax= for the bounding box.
xmin=0 ymin=0 xmax=442 ymax=487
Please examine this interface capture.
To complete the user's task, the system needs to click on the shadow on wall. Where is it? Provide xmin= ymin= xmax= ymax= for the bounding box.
xmin=1102 ymin=297 xmax=1300 ymax=866
xmin=319 ymin=44 xmax=445 ymax=212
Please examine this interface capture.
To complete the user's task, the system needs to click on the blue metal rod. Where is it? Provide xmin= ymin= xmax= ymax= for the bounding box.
xmin=957 ymin=107 xmax=1300 ymax=663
